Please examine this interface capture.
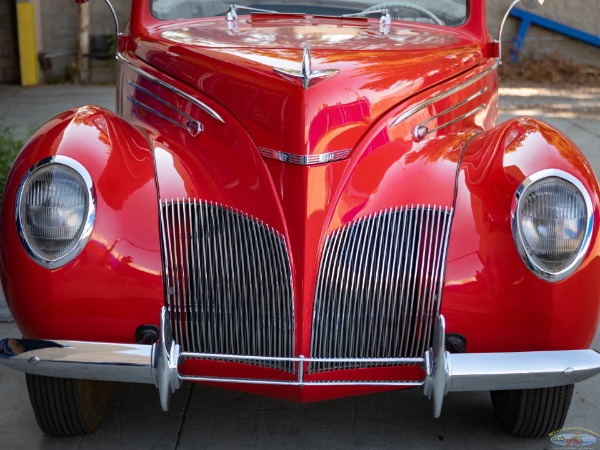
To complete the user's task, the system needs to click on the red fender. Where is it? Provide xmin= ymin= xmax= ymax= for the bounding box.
xmin=0 ymin=106 xmax=164 ymax=343
xmin=443 ymin=117 xmax=600 ymax=352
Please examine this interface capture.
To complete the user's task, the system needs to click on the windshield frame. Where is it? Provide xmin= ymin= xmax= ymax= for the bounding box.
xmin=129 ymin=0 xmax=489 ymax=47
xmin=148 ymin=0 xmax=470 ymax=27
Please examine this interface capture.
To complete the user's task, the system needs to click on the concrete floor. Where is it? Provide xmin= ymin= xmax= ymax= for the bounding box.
xmin=0 ymin=83 xmax=599 ymax=449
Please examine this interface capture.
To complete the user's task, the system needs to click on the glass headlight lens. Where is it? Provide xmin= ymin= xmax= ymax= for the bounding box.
xmin=17 ymin=157 xmax=95 ymax=268
xmin=514 ymin=170 xmax=593 ymax=281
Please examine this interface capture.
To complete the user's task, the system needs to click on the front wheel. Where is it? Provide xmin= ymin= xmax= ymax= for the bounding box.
xmin=490 ymin=385 xmax=574 ymax=437
xmin=26 ymin=374 xmax=114 ymax=437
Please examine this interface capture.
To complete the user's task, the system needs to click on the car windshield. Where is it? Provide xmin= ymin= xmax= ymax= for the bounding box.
xmin=151 ymin=0 xmax=468 ymax=26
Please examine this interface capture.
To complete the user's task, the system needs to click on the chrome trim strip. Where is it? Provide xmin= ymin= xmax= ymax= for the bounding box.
xmin=512 ymin=169 xmax=594 ymax=282
xmin=412 ymin=88 xmax=487 ymax=141
xmin=118 ymin=53 xmax=225 ymax=124
xmin=158 ymin=199 xmax=174 ymax=336
xmin=181 ymin=375 xmax=424 ymax=387
xmin=390 ymin=66 xmax=495 ymax=128
xmin=128 ymin=96 xmax=196 ymax=135
xmin=128 ymin=81 xmax=203 ymax=137
xmin=424 ymin=103 xmax=487 ymax=136
xmin=258 ymin=148 xmax=352 ymax=165
xmin=181 ymin=352 xmax=424 ymax=364
xmin=181 ymin=352 xmax=425 ymax=387
xmin=421 ymin=87 xmax=487 ymax=127
xmin=15 ymin=156 xmax=96 ymax=270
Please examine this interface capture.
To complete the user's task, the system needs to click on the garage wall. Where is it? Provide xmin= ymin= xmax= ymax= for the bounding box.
xmin=487 ymin=0 xmax=600 ymax=66
xmin=39 ymin=0 xmax=131 ymax=83
xmin=0 ymin=0 xmax=19 ymax=83
xmin=23 ymin=0 xmax=600 ymax=84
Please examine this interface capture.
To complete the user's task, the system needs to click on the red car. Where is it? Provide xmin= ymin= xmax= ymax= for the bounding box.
xmin=1 ymin=0 xmax=599 ymax=439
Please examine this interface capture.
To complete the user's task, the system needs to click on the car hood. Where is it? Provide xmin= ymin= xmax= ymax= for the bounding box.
xmin=136 ymin=15 xmax=485 ymax=157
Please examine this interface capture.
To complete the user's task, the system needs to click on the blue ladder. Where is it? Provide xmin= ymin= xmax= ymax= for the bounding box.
xmin=509 ymin=8 xmax=600 ymax=63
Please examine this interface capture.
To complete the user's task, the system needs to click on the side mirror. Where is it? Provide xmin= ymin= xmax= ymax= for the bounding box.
xmin=496 ymin=0 xmax=545 ymax=61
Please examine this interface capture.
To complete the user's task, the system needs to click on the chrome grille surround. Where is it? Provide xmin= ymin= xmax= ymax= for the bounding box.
xmin=160 ymin=199 xmax=294 ymax=372
xmin=310 ymin=205 xmax=453 ymax=373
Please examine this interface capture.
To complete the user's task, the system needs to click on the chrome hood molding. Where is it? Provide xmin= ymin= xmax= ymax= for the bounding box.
xmin=274 ymin=44 xmax=339 ymax=89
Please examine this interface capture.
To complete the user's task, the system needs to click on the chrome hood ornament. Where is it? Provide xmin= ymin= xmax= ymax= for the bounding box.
xmin=274 ymin=44 xmax=339 ymax=89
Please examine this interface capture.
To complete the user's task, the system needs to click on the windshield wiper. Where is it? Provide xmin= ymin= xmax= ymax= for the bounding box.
xmin=342 ymin=8 xmax=391 ymax=25
xmin=227 ymin=4 xmax=285 ymax=21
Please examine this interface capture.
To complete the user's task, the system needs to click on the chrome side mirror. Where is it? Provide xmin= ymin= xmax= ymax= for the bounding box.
xmin=496 ymin=0 xmax=545 ymax=61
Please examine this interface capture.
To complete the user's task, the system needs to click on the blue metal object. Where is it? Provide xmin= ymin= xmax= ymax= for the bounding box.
xmin=509 ymin=8 xmax=600 ymax=63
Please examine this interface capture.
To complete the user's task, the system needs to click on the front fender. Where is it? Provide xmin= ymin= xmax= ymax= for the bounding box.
xmin=0 ymin=105 xmax=164 ymax=343
xmin=443 ymin=117 xmax=600 ymax=352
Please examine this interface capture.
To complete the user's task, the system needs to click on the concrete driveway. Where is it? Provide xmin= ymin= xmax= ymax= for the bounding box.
xmin=0 ymin=83 xmax=599 ymax=449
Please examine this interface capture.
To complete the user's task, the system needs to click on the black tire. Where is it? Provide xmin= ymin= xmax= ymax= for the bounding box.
xmin=26 ymin=374 xmax=114 ymax=437
xmin=491 ymin=385 xmax=574 ymax=438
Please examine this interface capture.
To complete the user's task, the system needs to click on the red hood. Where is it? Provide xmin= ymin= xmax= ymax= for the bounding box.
xmin=135 ymin=15 xmax=484 ymax=157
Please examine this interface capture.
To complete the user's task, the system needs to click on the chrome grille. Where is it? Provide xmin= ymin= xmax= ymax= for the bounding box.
xmin=160 ymin=199 xmax=294 ymax=372
xmin=310 ymin=205 xmax=453 ymax=372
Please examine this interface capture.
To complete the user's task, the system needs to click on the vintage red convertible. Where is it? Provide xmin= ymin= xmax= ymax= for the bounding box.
xmin=1 ymin=0 xmax=599 ymax=439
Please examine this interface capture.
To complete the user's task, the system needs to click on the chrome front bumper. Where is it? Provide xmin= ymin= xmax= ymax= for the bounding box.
xmin=1 ymin=309 xmax=599 ymax=417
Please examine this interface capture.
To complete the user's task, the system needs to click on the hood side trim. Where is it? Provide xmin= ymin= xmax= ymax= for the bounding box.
xmin=390 ymin=65 xmax=496 ymax=128
xmin=118 ymin=53 xmax=225 ymax=124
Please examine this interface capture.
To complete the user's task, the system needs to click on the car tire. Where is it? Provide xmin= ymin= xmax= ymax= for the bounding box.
xmin=490 ymin=385 xmax=574 ymax=438
xmin=26 ymin=374 xmax=113 ymax=437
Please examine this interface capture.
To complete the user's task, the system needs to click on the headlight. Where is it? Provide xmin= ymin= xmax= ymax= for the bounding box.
xmin=16 ymin=156 xmax=95 ymax=268
xmin=513 ymin=169 xmax=593 ymax=281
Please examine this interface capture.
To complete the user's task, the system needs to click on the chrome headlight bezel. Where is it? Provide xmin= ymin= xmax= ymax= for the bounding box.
xmin=512 ymin=169 xmax=593 ymax=282
xmin=15 ymin=156 xmax=96 ymax=269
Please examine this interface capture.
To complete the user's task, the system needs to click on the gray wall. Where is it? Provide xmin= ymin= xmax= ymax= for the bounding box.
xmin=39 ymin=0 xmax=131 ymax=83
xmin=487 ymin=0 xmax=600 ymax=66
xmin=0 ymin=0 xmax=19 ymax=83
xmin=35 ymin=0 xmax=600 ymax=84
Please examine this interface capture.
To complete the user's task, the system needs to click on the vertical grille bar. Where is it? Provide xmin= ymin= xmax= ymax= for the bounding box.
xmin=310 ymin=205 xmax=453 ymax=372
xmin=160 ymin=199 xmax=295 ymax=372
